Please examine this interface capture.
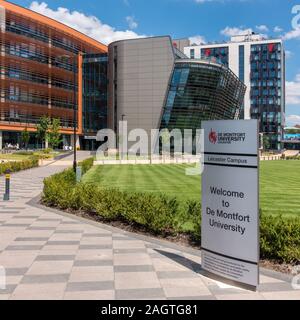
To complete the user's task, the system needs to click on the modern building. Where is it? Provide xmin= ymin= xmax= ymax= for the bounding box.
xmin=283 ymin=127 xmax=300 ymax=150
xmin=0 ymin=1 xmax=246 ymax=152
xmin=184 ymin=33 xmax=286 ymax=150
xmin=108 ymin=36 xmax=246 ymax=151
xmin=0 ymin=0 xmax=107 ymax=150
xmin=160 ymin=59 xmax=245 ymax=133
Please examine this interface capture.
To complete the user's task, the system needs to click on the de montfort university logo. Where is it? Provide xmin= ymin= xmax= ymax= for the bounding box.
xmin=209 ymin=129 xmax=218 ymax=144
xmin=208 ymin=129 xmax=246 ymax=145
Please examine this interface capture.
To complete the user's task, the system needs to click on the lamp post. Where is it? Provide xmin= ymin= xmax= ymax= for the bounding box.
xmin=58 ymin=54 xmax=78 ymax=172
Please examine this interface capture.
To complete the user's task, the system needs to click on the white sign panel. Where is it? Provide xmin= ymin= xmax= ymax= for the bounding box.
xmin=201 ymin=120 xmax=259 ymax=289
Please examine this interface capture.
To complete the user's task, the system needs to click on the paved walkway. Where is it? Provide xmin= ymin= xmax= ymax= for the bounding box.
xmin=0 ymin=153 xmax=299 ymax=300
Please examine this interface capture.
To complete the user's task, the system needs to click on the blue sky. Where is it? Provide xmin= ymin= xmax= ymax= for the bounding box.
xmin=11 ymin=0 xmax=300 ymax=126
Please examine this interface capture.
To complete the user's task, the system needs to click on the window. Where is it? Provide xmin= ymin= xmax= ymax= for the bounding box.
xmin=239 ymin=45 xmax=245 ymax=83
xmin=190 ymin=49 xmax=195 ymax=59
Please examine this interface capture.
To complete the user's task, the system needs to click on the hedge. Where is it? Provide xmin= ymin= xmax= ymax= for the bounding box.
xmin=0 ymin=156 xmax=39 ymax=175
xmin=42 ymin=165 xmax=300 ymax=264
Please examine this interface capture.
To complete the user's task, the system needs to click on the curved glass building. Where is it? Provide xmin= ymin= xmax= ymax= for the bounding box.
xmin=159 ymin=59 xmax=246 ymax=132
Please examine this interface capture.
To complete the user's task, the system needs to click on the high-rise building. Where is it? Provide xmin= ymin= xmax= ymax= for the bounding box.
xmin=0 ymin=0 xmax=107 ymax=150
xmin=184 ymin=33 xmax=286 ymax=150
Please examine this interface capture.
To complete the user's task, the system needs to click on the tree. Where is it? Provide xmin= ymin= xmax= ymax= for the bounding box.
xmin=21 ymin=127 xmax=30 ymax=150
xmin=36 ymin=116 xmax=50 ymax=149
xmin=48 ymin=118 xmax=62 ymax=149
xmin=263 ymin=135 xmax=271 ymax=151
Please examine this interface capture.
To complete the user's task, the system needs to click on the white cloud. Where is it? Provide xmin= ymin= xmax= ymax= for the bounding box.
xmin=286 ymin=115 xmax=300 ymax=126
xmin=220 ymin=26 xmax=253 ymax=37
xmin=256 ymin=25 xmax=269 ymax=32
xmin=282 ymin=28 xmax=300 ymax=41
xmin=274 ymin=26 xmax=283 ymax=33
xmin=220 ymin=26 xmax=268 ymax=39
xmin=189 ymin=35 xmax=206 ymax=45
xmin=126 ymin=16 xmax=138 ymax=30
xmin=285 ymin=50 xmax=293 ymax=59
xmin=286 ymin=74 xmax=300 ymax=105
xmin=29 ymin=1 xmax=146 ymax=45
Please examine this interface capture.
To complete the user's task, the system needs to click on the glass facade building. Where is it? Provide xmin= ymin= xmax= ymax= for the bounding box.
xmin=250 ymin=42 xmax=283 ymax=149
xmin=184 ymin=34 xmax=285 ymax=150
xmin=82 ymin=53 xmax=108 ymax=150
xmin=160 ymin=60 xmax=246 ymax=132
xmin=0 ymin=1 xmax=107 ymax=149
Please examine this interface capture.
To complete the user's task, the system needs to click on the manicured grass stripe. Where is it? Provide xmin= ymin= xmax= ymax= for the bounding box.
xmin=83 ymin=161 xmax=300 ymax=217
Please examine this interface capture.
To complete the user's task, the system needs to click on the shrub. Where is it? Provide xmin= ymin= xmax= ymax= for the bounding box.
xmin=43 ymin=148 xmax=53 ymax=154
xmin=0 ymin=156 xmax=39 ymax=175
xmin=79 ymin=158 xmax=94 ymax=174
xmin=42 ymin=168 xmax=300 ymax=264
xmin=15 ymin=151 xmax=34 ymax=156
xmin=43 ymin=169 xmax=76 ymax=209
xmin=260 ymin=213 xmax=300 ymax=263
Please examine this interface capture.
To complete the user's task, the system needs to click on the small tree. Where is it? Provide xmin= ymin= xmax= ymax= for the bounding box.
xmin=21 ymin=127 xmax=30 ymax=150
xmin=37 ymin=116 xmax=51 ymax=149
xmin=48 ymin=118 xmax=62 ymax=149
xmin=263 ymin=135 xmax=271 ymax=151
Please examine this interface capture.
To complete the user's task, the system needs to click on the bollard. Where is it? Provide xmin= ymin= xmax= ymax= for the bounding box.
xmin=3 ymin=169 xmax=11 ymax=201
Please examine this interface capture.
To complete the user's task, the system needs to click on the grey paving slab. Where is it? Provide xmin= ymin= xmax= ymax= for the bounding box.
xmin=157 ymin=271 xmax=201 ymax=279
xmin=114 ymin=265 xmax=154 ymax=272
xmin=36 ymin=255 xmax=76 ymax=261
xmin=0 ymin=285 xmax=17 ymax=295
xmin=66 ymin=281 xmax=114 ymax=292
xmin=79 ymin=244 xmax=112 ymax=250
xmin=74 ymin=260 xmax=113 ymax=267
xmin=5 ymin=268 xmax=28 ymax=276
xmin=82 ymin=233 xmax=112 ymax=237
xmin=113 ymin=248 xmax=147 ymax=254
xmin=46 ymin=241 xmax=80 ymax=246
xmin=115 ymin=288 xmax=165 ymax=300
xmin=15 ymin=237 xmax=49 ymax=242
xmin=5 ymin=245 xmax=43 ymax=251
xmin=21 ymin=274 xmax=69 ymax=284
xmin=55 ymin=230 xmax=83 ymax=234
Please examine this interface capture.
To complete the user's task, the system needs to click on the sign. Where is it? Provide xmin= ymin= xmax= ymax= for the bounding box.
xmin=201 ymin=120 xmax=259 ymax=290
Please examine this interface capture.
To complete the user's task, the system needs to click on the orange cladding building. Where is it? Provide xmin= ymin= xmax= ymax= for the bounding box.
xmin=0 ymin=0 xmax=107 ymax=149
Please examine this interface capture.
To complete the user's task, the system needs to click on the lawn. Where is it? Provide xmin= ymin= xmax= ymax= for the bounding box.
xmin=83 ymin=161 xmax=300 ymax=217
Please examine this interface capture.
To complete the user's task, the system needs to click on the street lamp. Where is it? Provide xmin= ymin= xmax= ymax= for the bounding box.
xmin=58 ymin=54 xmax=78 ymax=172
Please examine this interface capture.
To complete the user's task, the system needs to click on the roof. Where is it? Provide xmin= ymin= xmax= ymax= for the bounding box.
xmin=0 ymin=0 xmax=107 ymax=52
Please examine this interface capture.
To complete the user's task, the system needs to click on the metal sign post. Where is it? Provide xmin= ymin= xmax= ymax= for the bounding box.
xmin=201 ymin=120 xmax=259 ymax=290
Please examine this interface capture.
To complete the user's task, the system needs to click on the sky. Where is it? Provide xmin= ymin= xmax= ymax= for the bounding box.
xmin=9 ymin=0 xmax=300 ymax=126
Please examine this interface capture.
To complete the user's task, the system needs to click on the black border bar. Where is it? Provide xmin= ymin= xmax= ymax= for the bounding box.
xmin=202 ymin=247 xmax=258 ymax=265
xmin=204 ymin=162 xmax=258 ymax=169
xmin=204 ymin=152 xmax=258 ymax=157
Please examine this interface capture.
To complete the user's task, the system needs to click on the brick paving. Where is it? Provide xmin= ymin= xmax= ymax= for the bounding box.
xmin=0 ymin=153 xmax=299 ymax=300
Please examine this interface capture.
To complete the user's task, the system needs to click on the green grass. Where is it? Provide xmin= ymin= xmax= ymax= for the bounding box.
xmin=83 ymin=161 xmax=300 ymax=218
